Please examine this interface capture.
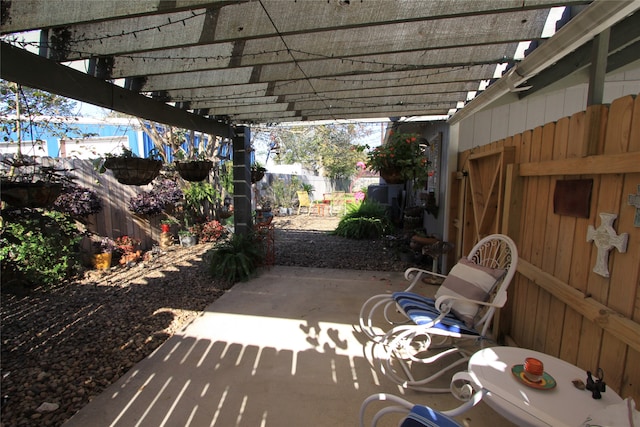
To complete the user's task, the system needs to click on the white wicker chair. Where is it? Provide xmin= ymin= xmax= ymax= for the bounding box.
xmin=359 ymin=234 xmax=518 ymax=392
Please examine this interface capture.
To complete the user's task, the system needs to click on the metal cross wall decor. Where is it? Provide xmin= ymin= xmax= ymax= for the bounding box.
xmin=586 ymin=213 xmax=629 ymax=278
xmin=628 ymin=185 xmax=640 ymax=227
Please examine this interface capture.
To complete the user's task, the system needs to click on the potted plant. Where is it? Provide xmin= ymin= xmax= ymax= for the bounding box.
xmin=101 ymin=148 xmax=163 ymax=186
xmin=128 ymin=179 xmax=183 ymax=217
xmin=0 ymin=82 xmax=89 ymax=209
xmin=114 ymin=235 xmax=142 ymax=265
xmin=1 ymin=156 xmax=71 ymax=209
xmin=250 ymin=162 xmax=267 ymax=183
xmin=53 ymin=185 xmax=103 ymax=219
xmin=160 ymin=218 xmax=178 ymax=233
xmin=366 ymin=131 xmax=430 ymax=184
xmin=178 ymin=229 xmax=197 ymax=247
xmin=91 ymin=237 xmax=117 ymax=270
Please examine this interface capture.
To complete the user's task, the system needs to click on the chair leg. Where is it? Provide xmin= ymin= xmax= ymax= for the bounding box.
xmin=359 ymin=393 xmax=413 ymax=427
xmin=375 ymin=328 xmax=470 ymax=392
xmin=358 ymin=294 xmax=410 ymax=341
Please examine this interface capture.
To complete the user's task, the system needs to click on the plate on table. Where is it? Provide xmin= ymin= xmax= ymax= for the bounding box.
xmin=511 ymin=364 xmax=557 ymax=390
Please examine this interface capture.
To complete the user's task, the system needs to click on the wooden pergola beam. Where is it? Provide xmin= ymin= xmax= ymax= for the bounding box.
xmin=1 ymin=42 xmax=231 ymax=137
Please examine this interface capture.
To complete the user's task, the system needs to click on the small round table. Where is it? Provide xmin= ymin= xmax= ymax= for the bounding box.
xmin=464 ymin=346 xmax=623 ymax=427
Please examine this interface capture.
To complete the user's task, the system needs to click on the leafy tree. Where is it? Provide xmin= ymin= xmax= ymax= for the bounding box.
xmin=0 ymin=80 xmax=88 ymax=149
xmin=256 ymin=123 xmax=370 ymax=180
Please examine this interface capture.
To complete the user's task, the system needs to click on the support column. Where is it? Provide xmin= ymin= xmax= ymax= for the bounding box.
xmin=587 ymin=28 xmax=610 ymax=106
xmin=232 ymin=125 xmax=252 ymax=236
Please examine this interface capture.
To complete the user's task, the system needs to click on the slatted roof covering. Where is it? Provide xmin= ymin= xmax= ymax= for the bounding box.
xmin=2 ymin=0 xmax=638 ymax=133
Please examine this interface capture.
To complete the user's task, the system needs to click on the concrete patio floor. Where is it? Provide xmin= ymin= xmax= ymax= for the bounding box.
xmin=63 ymin=266 xmax=515 ymax=427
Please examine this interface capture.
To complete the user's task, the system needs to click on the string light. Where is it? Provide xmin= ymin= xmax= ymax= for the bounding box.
xmin=0 ymin=8 xmax=515 ymax=121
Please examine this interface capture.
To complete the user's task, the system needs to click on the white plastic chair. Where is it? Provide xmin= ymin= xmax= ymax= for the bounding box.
xmin=359 ymin=234 xmax=518 ymax=392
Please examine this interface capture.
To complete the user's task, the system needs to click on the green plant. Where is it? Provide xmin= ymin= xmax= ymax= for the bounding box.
xmin=301 ymin=183 xmax=314 ymax=194
xmin=332 ymin=200 xmax=393 ymax=239
xmin=183 ymin=182 xmax=218 ymax=210
xmin=161 ymin=218 xmax=179 ymax=225
xmin=267 ymin=175 xmax=301 ymax=207
xmin=190 ymin=219 xmax=227 ymax=243
xmin=0 ymin=210 xmax=81 ymax=288
xmin=366 ymin=131 xmax=430 ymax=183
xmin=208 ymin=233 xmax=264 ymax=284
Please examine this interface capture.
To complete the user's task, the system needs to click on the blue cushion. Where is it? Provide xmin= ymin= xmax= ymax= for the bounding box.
xmin=392 ymin=292 xmax=479 ymax=336
xmin=400 ymin=405 xmax=462 ymax=427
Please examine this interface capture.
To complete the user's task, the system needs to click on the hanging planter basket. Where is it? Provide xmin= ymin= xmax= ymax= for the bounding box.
xmin=103 ymin=157 xmax=162 ymax=186
xmin=0 ymin=180 xmax=63 ymax=209
xmin=379 ymin=168 xmax=405 ymax=184
xmin=217 ymin=208 xmax=234 ymax=219
xmin=251 ymin=167 xmax=266 ymax=183
xmin=175 ymin=160 xmax=213 ymax=182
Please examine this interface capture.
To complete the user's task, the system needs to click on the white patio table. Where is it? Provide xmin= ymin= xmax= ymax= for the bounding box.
xmin=453 ymin=346 xmax=623 ymax=427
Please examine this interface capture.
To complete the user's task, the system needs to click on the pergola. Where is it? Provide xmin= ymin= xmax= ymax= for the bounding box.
xmin=2 ymin=1 xmax=638 ymax=131
xmin=2 ymin=0 xmax=639 ymax=231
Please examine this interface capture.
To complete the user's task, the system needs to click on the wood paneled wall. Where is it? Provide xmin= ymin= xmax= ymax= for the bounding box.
xmin=454 ymin=94 xmax=640 ymax=403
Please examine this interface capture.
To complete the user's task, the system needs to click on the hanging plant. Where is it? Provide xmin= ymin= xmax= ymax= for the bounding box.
xmin=127 ymin=178 xmax=183 ymax=216
xmin=100 ymin=148 xmax=163 ymax=186
xmin=175 ymin=160 xmax=213 ymax=182
xmin=53 ymin=185 xmax=103 ymax=217
xmin=366 ymin=131 xmax=431 ymax=184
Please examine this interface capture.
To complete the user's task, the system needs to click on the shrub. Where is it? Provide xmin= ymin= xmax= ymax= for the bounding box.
xmin=191 ymin=219 xmax=227 ymax=243
xmin=0 ymin=210 xmax=81 ymax=288
xmin=332 ymin=200 xmax=393 ymax=239
xmin=208 ymin=233 xmax=264 ymax=285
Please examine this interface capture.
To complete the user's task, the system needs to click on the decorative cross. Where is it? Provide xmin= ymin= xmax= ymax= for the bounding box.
xmin=628 ymin=185 xmax=640 ymax=227
xmin=586 ymin=213 xmax=629 ymax=278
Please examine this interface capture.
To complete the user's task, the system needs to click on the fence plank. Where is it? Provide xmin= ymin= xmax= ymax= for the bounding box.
xmin=560 ymin=111 xmax=589 ymax=363
xmin=532 ymin=123 xmax=556 ymax=352
xmin=544 ymin=117 xmax=570 ymax=356
xmin=510 ymin=130 xmax=532 ymax=345
xmin=520 ymin=126 xmax=544 ymax=349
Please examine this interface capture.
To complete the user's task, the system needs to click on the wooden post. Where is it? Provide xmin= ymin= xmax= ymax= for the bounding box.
xmin=232 ymin=126 xmax=252 ymax=236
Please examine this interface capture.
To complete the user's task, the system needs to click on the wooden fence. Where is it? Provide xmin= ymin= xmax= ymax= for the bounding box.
xmin=452 ymin=94 xmax=640 ymax=403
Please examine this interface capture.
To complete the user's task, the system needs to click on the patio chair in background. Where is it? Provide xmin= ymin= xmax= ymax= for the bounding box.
xmin=296 ymin=190 xmax=311 ymax=215
xmin=329 ymin=191 xmax=346 ymax=216
xmin=359 ymin=234 xmax=518 ymax=392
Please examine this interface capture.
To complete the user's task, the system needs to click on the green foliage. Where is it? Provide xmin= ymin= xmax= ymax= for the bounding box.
xmin=332 ymin=200 xmax=393 ymax=239
xmin=367 ymin=131 xmax=431 ymax=184
xmin=0 ymin=80 xmax=91 ymax=146
xmin=268 ymin=175 xmax=302 ymax=207
xmin=183 ymin=182 xmax=218 ymax=207
xmin=0 ymin=210 xmax=82 ymax=288
xmin=219 ymin=163 xmax=234 ymax=195
xmin=258 ymin=124 xmax=370 ymax=180
xmin=183 ymin=182 xmax=219 ymax=222
xmin=208 ymin=233 xmax=265 ymax=284
xmin=301 ymin=183 xmax=314 ymax=194
xmin=314 ymin=124 xmax=369 ymax=180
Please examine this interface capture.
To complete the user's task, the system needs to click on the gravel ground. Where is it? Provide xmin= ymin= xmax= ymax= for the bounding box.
xmin=0 ymin=214 xmax=416 ymax=426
